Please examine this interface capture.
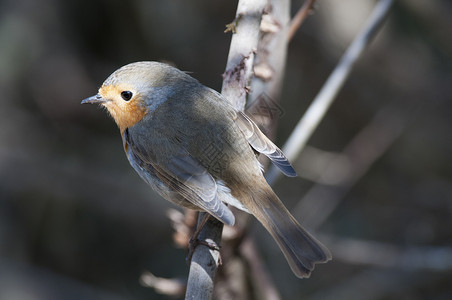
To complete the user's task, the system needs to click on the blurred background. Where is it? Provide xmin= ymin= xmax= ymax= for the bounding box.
xmin=1 ymin=0 xmax=451 ymax=299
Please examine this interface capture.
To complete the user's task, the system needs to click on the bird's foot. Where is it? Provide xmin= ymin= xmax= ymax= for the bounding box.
xmin=186 ymin=238 xmax=222 ymax=265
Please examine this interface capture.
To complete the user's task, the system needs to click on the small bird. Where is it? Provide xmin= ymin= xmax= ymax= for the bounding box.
xmin=82 ymin=61 xmax=331 ymax=278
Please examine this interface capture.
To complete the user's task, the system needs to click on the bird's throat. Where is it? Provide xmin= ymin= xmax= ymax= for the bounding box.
xmin=104 ymin=100 xmax=147 ymax=134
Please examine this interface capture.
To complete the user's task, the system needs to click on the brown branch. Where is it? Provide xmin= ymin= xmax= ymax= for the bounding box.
xmin=288 ymin=0 xmax=317 ymax=41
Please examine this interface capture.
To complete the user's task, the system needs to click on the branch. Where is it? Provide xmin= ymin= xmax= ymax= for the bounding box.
xmin=265 ymin=0 xmax=394 ymax=185
xmin=222 ymin=0 xmax=268 ymax=110
xmin=288 ymin=0 xmax=317 ymax=41
xmin=185 ymin=213 xmax=224 ymax=300
xmin=247 ymin=0 xmax=291 ymax=140
xmin=185 ymin=0 xmax=266 ymax=299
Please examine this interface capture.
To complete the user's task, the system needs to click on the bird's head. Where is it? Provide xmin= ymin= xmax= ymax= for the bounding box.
xmin=82 ymin=61 xmax=192 ymax=133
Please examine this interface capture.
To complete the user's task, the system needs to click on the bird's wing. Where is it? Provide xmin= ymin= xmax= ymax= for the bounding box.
xmin=125 ymin=130 xmax=235 ymax=225
xmin=234 ymin=110 xmax=297 ymax=177
xmin=154 ymin=155 xmax=235 ymax=226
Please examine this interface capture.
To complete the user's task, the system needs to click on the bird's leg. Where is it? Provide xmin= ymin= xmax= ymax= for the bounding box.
xmin=186 ymin=213 xmax=222 ymax=264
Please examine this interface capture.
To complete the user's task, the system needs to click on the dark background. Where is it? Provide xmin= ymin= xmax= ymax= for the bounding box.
xmin=1 ymin=0 xmax=451 ymax=299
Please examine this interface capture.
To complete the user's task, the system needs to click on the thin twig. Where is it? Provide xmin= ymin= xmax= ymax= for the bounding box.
xmin=265 ymin=0 xmax=394 ymax=186
xmin=288 ymin=0 xmax=317 ymax=41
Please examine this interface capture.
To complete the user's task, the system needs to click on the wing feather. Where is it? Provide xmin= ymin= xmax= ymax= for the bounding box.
xmin=235 ymin=111 xmax=297 ymax=177
xmin=126 ymin=128 xmax=235 ymax=225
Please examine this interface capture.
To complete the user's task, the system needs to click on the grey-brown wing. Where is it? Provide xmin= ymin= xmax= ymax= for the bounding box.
xmin=154 ymin=155 xmax=235 ymax=226
xmin=234 ymin=111 xmax=297 ymax=177
xmin=126 ymin=129 xmax=235 ymax=225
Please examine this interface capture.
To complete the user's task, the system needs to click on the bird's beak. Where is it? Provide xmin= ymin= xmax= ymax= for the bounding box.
xmin=81 ymin=94 xmax=106 ymax=105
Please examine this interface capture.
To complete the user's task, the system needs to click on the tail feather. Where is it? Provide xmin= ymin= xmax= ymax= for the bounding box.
xmin=249 ymin=188 xmax=331 ymax=278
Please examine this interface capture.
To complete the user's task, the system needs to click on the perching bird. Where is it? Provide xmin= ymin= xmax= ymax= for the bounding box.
xmin=82 ymin=61 xmax=331 ymax=278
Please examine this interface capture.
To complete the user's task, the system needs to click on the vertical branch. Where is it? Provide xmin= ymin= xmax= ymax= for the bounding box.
xmin=247 ymin=0 xmax=291 ymax=139
xmin=185 ymin=213 xmax=224 ymax=300
xmin=222 ymin=0 xmax=267 ymax=111
xmin=185 ymin=0 xmax=266 ymax=299
xmin=265 ymin=0 xmax=394 ymax=185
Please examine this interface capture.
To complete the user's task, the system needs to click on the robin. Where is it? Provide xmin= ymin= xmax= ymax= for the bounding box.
xmin=82 ymin=61 xmax=331 ymax=278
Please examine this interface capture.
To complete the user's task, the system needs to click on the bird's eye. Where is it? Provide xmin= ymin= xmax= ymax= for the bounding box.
xmin=120 ymin=91 xmax=133 ymax=101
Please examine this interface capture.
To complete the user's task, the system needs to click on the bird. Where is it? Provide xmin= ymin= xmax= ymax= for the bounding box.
xmin=82 ymin=61 xmax=331 ymax=278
